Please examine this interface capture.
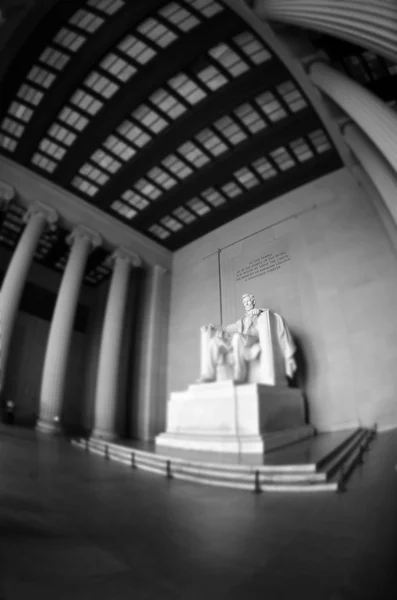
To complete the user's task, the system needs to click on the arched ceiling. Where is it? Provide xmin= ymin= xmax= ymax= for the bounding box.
xmin=0 ymin=0 xmax=343 ymax=261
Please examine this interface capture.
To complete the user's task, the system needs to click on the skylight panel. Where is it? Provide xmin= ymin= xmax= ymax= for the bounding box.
xmin=135 ymin=178 xmax=162 ymax=200
xmin=150 ymin=88 xmax=187 ymax=119
xmin=1 ymin=118 xmax=24 ymax=138
xmin=201 ymin=187 xmax=226 ymax=207
xmin=48 ymin=124 xmax=77 ymax=145
xmin=118 ymin=120 xmax=151 ymax=147
xmin=71 ymin=176 xmax=99 ymax=196
xmin=137 ymin=17 xmax=177 ymax=48
xmin=213 ymin=115 xmax=247 ymax=145
xmin=80 ymin=163 xmax=110 ymax=185
xmin=27 ymin=66 xmax=56 ymax=88
xmin=178 ymin=141 xmax=210 ymax=167
xmin=251 ymin=156 xmax=277 ymax=179
xmin=234 ymin=166 xmax=259 ymax=189
xmin=9 ymin=101 xmax=33 ymax=123
xmin=234 ymin=103 xmax=266 ymax=134
xmin=39 ymin=138 xmax=67 ymax=160
xmin=69 ymin=9 xmax=104 ymax=33
xmin=161 ymin=215 xmax=183 ymax=232
xmin=234 ymin=32 xmax=271 ymax=65
xmin=84 ymin=72 xmax=119 ymax=99
xmin=132 ymin=104 xmax=168 ymax=134
xmin=39 ymin=47 xmax=70 ymax=70
xmin=168 ymin=73 xmax=206 ymax=105
xmin=147 ymin=166 xmax=177 ymax=190
xmin=118 ymin=35 xmax=156 ymax=64
xmin=122 ymin=190 xmax=149 ymax=210
xmin=91 ymin=148 xmax=122 ymax=172
xmin=162 ymin=154 xmax=193 ymax=179
xmin=270 ymin=147 xmax=295 ymax=171
xmin=196 ymin=63 xmax=228 ymax=91
xmin=59 ymin=107 xmax=89 ymax=130
xmin=289 ymin=138 xmax=314 ymax=162
xmin=309 ymin=129 xmax=331 ymax=153
xmin=255 ymin=91 xmax=287 ymax=122
xmin=149 ymin=224 xmax=170 ymax=239
xmin=187 ymin=197 xmax=211 ymax=216
xmin=277 ymin=81 xmax=307 ymax=112
xmin=100 ymin=53 xmax=137 ymax=82
xmin=195 ymin=128 xmax=228 ymax=156
xmin=53 ymin=28 xmax=86 ymax=52
xmin=102 ymin=135 xmax=135 ymax=161
xmin=70 ymin=90 xmax=103 ymax=115
xmin=111 ymin=200 xmax=137 ymax=219
xmin=173 ymin=206 xmax=196 ymax=224
xmin=221 ymin=181 xmax=243 ymax=198
xmin=0 ymin=135 xmax=17 ymax=152
xmin=187 ymin=0 xmax=223 ymax=17
xmin=31 ymin=152 xmax=57 ymax=172
xmin=159 ymin=3 xmax=200 ymax=31
xmin=88 ymin=0 xmax=125 ymax=15
xmin=17 ymin=84 xmax=44 ymax=106
xmin=209 ymin=43 xmax=249 ymax=77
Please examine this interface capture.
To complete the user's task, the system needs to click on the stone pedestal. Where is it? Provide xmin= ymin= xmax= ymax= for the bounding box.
xmin=156 ymin=381 xmax=314 ymax=454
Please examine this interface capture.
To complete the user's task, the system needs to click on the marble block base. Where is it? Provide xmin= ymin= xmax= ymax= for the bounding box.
xmin=156 ymin=381 xmax=314 ymax=454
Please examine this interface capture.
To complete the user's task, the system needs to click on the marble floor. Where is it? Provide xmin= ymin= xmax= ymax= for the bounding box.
xmin=1 ymin=425 xmax=396 ymax=600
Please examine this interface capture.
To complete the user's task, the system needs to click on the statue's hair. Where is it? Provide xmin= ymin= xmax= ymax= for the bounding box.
xmin=242 ymin=293 xmax=255 ymax=303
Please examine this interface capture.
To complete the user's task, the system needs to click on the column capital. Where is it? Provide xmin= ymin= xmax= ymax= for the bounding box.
xmin=108 ymin=247 xmax=142 ymax=268
xmin=0 ymin=179 xmax=15 ymax=210
xmin=152 ymin=264 xmax=168 ymax=276
xmin=23 ymin=201 xmax=58 ymax=228
xmin=67 ymin=224 xmax=102 ymax=249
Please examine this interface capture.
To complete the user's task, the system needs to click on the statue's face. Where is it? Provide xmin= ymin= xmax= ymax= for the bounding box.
xmin=242 ymin=295 xmax=255 ymax=311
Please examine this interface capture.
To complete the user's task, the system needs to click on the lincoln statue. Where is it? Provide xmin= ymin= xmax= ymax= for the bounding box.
xmin=199 ymin=293 xmax=297 ymax=385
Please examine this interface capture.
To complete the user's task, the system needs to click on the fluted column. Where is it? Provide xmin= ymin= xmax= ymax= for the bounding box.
xmin=136 ymin=264 xmax=168 ymax=441
xmin=253 ymin=0 xmax=397 ymax=63
xmin=343 ymin=122 xmax=397 ymax=226
xmin=37 ymin=225 xmax=101 ymax=433
xmin=92 ymin=248 xmax=142 ymax=440
xmin=0 ymin=202 xmax=57 ymax=392
xmin=307 ymin=61 xmax=397 ymax=175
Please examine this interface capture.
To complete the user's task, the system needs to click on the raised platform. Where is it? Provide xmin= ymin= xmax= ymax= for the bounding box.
xmin=71 ymin=427 xmax=376 ymax=493
xmin=156 ymin=380 xmax=310 ymax=453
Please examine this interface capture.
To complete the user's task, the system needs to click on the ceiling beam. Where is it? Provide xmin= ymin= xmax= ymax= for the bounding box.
xmin=54 ymin=14 xmax=243 ymax=183
xmin=163 ymin=151 xmax=342 ymax=250
xmin=91 ymin=59 xmax=289 ymax=208
xmin=129 ymin=109 xmax=321 ymax=229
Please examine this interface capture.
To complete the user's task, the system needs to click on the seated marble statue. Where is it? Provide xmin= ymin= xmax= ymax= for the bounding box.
xmin=199 ymin=293 xmax=297 ymax=385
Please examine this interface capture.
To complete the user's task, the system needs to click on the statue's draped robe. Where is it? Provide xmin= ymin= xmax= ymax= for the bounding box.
xmin=201 ymin=308 xmax=296 ymax=383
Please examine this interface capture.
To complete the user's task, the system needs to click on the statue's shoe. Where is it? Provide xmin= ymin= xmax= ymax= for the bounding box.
xmin=196 ymin=376 xmax=215 ymax=383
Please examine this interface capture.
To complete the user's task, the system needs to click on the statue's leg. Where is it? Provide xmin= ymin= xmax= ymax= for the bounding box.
xmin=231 ymin=333 xmax=248 ymax=383
xmin=200 ymin=335 xmax=229 ymax=382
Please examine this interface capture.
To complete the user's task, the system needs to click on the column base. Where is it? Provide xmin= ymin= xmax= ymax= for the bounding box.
xmin=36 ymin=418 xmax=61 ymax=435
xmin=91 ymin=428 xmax=117 ymax=441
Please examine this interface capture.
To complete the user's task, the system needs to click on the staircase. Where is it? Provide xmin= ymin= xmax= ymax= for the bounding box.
xmin=71 ymin=426 xmax=376 ymax=493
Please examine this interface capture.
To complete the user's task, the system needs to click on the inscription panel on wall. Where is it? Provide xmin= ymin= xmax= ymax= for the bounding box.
xmin=236 ymin=251 xmax=291 ymax=283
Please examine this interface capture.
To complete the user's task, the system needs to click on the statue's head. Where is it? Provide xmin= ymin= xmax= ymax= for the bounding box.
xmin=242 ymin=293 xmax=255 ymax=311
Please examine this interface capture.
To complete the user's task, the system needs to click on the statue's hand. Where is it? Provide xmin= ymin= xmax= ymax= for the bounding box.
xmin=201 ymin=324 xmax=215 ymax=332
xmin=286 ymin=357 xmax=297 ymax=377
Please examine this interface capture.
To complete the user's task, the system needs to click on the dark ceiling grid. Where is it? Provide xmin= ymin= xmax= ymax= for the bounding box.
xmin=14 ymin=0 xmax=167 ymax=164
xmin=54 ymin=13 xmax=241 ymax=184
xmin=123 ymin=108 xmax=320 ymax=230
xmin=90 ymin=59 xmax=286 ymax=209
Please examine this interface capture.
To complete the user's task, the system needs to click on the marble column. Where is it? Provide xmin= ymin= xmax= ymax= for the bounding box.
xmin=307 ymin=60 xmax=397 ymax=175
xmin=0 ymin=202 xmax=57 ymax=392
xmin=136 ymin=264 xmax=169 ymax=442
xmin=37 ymin=225 xmax=101 ymax=433
xmin=343 ymin=122 xmax=397 ymax=227
xmin=253 ymin=0 xmax=397 ymax=63
xmin=92 ymin=248 xmax=141 ymax=440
